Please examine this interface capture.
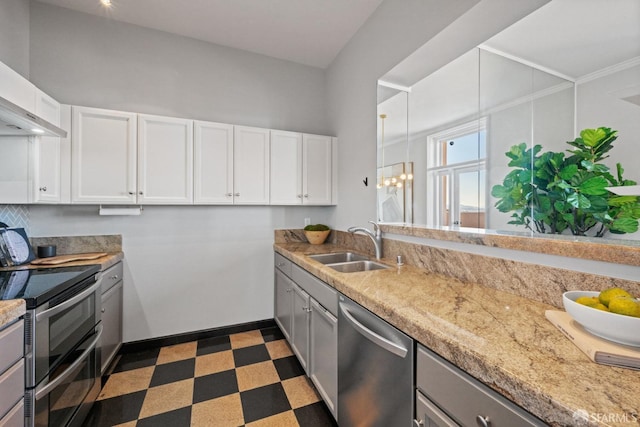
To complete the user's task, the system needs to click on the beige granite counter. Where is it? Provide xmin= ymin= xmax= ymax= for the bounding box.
xmin=274 ymin=242 xmax=640 ymax=427
xmin=0 ymin=299 xmax=25 ymax=329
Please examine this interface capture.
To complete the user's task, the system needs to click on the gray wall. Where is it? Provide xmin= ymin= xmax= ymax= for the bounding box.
xmin=29 ymin=1 xmax=329 ymax=134
xmin=0 ymin=0 xmax=30 ymax=77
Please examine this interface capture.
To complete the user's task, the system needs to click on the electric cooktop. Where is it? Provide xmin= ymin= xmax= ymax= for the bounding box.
xmin=0 ymin=264 xmax=101 ymax=309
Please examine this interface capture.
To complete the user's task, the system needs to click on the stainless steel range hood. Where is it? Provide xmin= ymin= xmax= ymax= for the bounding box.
xmin=0 ymin=95 xmax=67 ymax=138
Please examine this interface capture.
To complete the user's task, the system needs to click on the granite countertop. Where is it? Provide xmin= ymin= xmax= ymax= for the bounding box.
xmin=274 ymin=242 xmax=640 ymax=427
xmin=0 ymin=252 xmax=124 ymax=329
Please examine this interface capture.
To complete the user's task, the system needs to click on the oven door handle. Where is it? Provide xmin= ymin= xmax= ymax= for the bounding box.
xmin=35 ymin=324 xmax=103 ymax=400
xmin=36 ymin=280 xmax=100 ymax=322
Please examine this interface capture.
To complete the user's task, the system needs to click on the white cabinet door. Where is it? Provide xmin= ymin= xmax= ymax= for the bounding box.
xmin=194 ymin=121 xmax=234 ymax=204
xmin=310 ymin=298 xmax=338 ymax=418
xmin=233 ymin=126 xmax=270 ymax=204
xmin=302 ymin=134 xmax=333 ymax=205
xmin=72 ymin=106 xmax=137 ymax=204
xmin=33 ymin=91 xmax=62 ymax=203
xmin=270 ymin=130 xmax=303 ymax=205
xmin=291 ymin=283 xmax=310 ymax=372
xmin=138 ymin=114 xmax=193 ymax=204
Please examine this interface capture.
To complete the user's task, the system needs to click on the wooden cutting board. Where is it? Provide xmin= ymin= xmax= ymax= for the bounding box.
xmin=30 ymin=252 xmax=108 ymax=265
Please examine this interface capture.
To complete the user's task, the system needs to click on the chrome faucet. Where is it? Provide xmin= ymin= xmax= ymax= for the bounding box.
xmin=347 ymin=221 xmax=383 ymax=260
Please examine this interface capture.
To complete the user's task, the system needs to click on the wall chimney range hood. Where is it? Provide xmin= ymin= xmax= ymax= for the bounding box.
xmin=0 ymin=95 xmax=67 ymax=138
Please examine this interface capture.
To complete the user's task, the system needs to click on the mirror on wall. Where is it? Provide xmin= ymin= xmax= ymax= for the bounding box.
xmin=377 ymin=0 xmax=640 ymax=241
xmin=377 ymin=85 xmax=412 ymax=224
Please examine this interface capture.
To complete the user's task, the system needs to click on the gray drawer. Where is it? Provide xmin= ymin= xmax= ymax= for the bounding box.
xmin=274 ymin=253 xmax=292 ymax=277
xmin=416 ymin=345 xmax=545 ymax=427
xmin=0 ymin=359 xmax=24 ymax=421
xmin=0 ymin=398 xmax=23 ymax=427
xmin=0 ymin=321 xmax=23 ymax=376
xmin=99 ymin=262 xmax=123 ymax=294
xmin=291 ymin=264 xmax=337 ymax=316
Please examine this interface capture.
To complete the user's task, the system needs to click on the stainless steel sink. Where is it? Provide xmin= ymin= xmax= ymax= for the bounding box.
xmin=308 ymin=252 xmax=369 ymax=264
xmin=327 ymin=260 xmax=390 ymax=273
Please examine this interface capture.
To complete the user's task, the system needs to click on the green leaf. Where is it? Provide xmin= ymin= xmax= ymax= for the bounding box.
xmin=610 ymin=218 xmax=639 ymax=234
xmin=567 ymin=193 xmax=591 ymax=209
xmin=559 ymin=164 xmax=578 ymax=180
xmin=580 ymin=128 xmax=607 ymax=147
xmin=578 ymin=176 xmax=608 ymax=195
xmin=608 ymin=195 xmax=640 ymax=207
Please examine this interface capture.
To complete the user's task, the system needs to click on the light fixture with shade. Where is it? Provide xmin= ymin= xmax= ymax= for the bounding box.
xmin=100 ymin=0 xmax=112 ymax=7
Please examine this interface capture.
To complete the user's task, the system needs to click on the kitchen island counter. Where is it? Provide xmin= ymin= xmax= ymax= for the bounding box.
xmin=274 ymin=242 xmax=640 ymax=427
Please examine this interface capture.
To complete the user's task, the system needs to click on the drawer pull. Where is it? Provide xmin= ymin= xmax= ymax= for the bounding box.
xmin=476 ymin=415 xmax=491 ymax=427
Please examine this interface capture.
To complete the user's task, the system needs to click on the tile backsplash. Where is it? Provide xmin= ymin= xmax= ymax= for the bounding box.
xmin=0 ymin=205 xmax=30 ymax=233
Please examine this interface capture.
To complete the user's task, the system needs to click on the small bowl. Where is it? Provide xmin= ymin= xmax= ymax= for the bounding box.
xmin=562 ymin=291 xmax=640 ymax=347
xmin=304 ymin=230 xmax=330 ymax=245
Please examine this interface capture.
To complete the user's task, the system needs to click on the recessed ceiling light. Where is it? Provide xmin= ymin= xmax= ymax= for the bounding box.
xmin=31 ymin=128 xmax=45 ymax=134
xmin=100 ymin=0 xmax=112 ymax=7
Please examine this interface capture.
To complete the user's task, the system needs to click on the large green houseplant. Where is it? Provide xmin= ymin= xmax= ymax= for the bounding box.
xmin=491 ymin=127 xmax=640 ymax=237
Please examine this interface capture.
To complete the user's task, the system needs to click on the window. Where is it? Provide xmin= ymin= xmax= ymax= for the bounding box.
xmin=427 ymin=119 xmax=487 ymax=228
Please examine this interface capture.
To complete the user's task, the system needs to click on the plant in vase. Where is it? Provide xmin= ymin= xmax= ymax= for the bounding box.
xmin=304 ymin=224 xmax=331 ymax=245
xmin=491 ymin=127 xmax=640 ymax=237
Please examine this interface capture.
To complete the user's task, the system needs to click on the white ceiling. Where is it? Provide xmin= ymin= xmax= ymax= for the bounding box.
xmin=483 ymin=0 xmax=640 ymax=80
xmin=36 ymin=0 xmax=384 ymax=69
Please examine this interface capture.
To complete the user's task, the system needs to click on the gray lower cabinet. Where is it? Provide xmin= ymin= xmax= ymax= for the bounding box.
xmin=274 ymin=253 xmax=338 ymax=420
xmin=415 ymin=344 xmax=546 ymax=427
xmin=0 ymin=319 xmax=24 ymax=427
xmin=274 ymin=268 xmax=293 ymax=340
xmin=291 ymin=283 xmax=310 ymax=371
xmin=309 ymin=298 xmax=337 ymax=418
xmin=99 ymin=262 xmax=124 ymax=375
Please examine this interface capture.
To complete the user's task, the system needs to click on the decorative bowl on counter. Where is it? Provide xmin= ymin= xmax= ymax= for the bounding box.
xmin=304 ymin=230 xmax=330 ymax=245
xmin=562 ymin=291 xmax=640 ymax=347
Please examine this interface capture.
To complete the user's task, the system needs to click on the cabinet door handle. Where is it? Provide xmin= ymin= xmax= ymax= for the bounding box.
xmin=139 ymin=191 xmax=144 ymax=195
xmin=128 ymin=191 xmax=135 ymax=195
xmin=297 ymin=194 xmax=303 ymax=198
xmin=39 ymin=186 xmax=47 ymax=192
xmin=413 ymin=420 xmax=424 ymax=427
xmin=226 ymin=193 xmax=233 ymax=197
xmin=110 ymin=275 xmax=119 ymax=280
xmin=303 ymin=194 xmax=309 ymax=198
xmin=286 ymin=288 xmax=292 ymax=293
xmin=234 ymin=193 xmax=240 ymax=197
xmin=101 ymin=308 xmax=105 ymax=313
xmin=476 ymin=415 xmax=491 ymax=427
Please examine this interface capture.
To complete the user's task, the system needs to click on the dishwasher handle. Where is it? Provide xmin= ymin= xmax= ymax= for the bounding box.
xmin=339 ymin=302 xmax=408 ymax=358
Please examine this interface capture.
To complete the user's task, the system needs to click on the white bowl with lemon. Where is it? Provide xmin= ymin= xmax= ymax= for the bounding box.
xmin=563 ymin=288 xmax=640 ymax=347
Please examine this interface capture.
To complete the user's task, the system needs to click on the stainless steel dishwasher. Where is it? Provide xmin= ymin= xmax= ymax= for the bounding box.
xmin=338 ymin=294 xmax=414 ymax=427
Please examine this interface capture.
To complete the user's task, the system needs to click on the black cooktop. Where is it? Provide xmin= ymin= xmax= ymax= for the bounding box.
xmin=0 ymin=264 xmax=100 ymax=309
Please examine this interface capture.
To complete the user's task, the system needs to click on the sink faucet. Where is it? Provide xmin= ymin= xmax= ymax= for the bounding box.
xmin=347 ymin=221 xmax=383 ymax=260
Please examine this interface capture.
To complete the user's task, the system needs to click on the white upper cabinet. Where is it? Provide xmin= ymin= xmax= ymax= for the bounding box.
xmin=137 ymin=114 xmax=193 ymax=204
xmin=233 ymin=126 xmax=270 ymax=204
xmin=32 ymin=91 xmax=63 ymax=203
xmin=194 ymin=121 xmax=234 ymax=204
xmin=270 ymin=130 xmax=303 ymax=205
xmin=270 ymin=132 xmax=334 ymax=205
xmin=302 ymin=134 xmax=333 ymax=205
xmin=71 ymin=106 xmax=138 ymax=204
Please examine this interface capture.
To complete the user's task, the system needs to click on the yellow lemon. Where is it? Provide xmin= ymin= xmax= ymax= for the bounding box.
xmin=599 ymin=287 xmax=633 ymax=307
xmin=608 ymin=296 xmax=640 ymax=318
xmin=591 ymin=303 xmax=609 ymax=312
xmin=575 ymin=296 xmax=600 ymax=307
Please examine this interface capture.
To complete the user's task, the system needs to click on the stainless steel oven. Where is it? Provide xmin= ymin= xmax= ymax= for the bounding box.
xmin=0 ymin=265 xmax=102 ymax=427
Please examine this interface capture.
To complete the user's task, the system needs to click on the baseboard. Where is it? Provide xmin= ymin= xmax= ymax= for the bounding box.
xmin=120 ymin=318 xmax=276 ymax=353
